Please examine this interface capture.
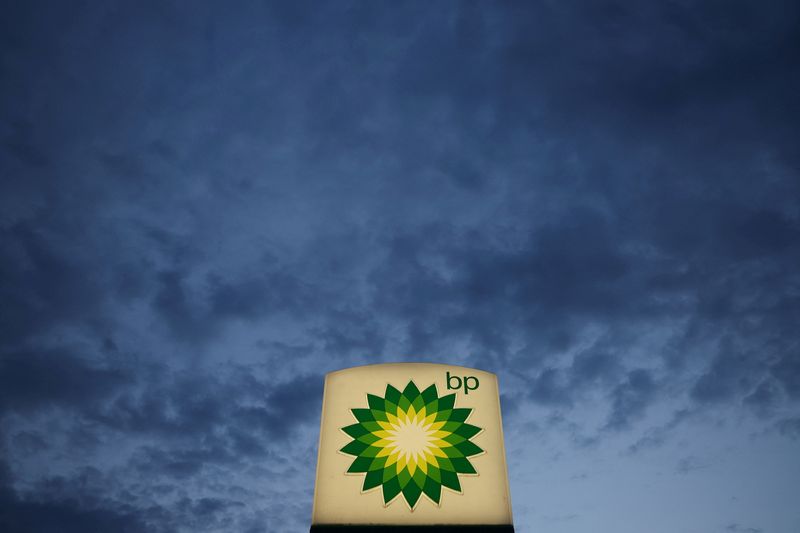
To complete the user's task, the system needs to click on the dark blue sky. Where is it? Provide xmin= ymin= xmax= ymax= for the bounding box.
xmin=2 ymin=1 xmax=799 ymax=532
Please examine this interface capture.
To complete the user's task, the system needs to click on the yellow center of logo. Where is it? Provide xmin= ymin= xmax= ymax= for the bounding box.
xmin=375 ymin=406 xmax=450 ymax=475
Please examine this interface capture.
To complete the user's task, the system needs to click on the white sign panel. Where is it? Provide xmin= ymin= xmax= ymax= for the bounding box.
xmin=311 ymin=363 xmax=513 ymax=528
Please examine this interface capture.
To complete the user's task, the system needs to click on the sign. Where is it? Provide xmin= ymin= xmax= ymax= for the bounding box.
xmin=311 ymin=363 xmax=514 ymax=530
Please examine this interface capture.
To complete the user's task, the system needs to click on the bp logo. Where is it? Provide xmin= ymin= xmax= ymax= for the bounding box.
xmin=339 ymin=380 xmax=483 ymax=510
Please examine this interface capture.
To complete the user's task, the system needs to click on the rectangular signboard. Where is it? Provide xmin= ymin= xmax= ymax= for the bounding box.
xmin=310 ymin=363 xmax=514 ymax=531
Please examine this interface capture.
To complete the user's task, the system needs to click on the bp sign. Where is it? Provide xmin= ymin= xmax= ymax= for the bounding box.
xmin=311 ymin=363 xmax=514 ymax=530
xmin=340 ymin=377 xmax=484 ymax=509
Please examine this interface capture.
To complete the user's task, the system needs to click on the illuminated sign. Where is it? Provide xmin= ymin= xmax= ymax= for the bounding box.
xmin=311 ymin=363 xmax=513 ymax=529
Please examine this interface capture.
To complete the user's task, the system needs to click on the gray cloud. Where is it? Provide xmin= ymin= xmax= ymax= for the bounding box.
xmin=1 ymin=1 xmax=798 ymax=531
xmin=605 ymin=369 xmax=657 ymax=431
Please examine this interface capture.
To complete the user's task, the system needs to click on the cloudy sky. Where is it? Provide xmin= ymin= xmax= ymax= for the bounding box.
xmin=1 ymin=1 xmax=799 ymax=532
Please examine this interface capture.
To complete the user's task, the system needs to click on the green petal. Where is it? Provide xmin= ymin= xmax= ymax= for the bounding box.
xmin=448 ymin=408 xmax=472 ymax=423
xmin=371 ymin=408 xmax=389 ymax=422
xmin=367 ymin=394 xmax=385 ymax=411
xmin=402 ymin=381 xmax=421 ymax=402
xmin=385 ymin=384 xmax=402 ymax=405
xmin=436 ymin=456 xmax=455 ymax=472
xmin=342 ymin=423 xmax=369 ymax=438
xmin=369 ymin=456 xmax=387 ymax=471
xmin=383 ymin=464 xmax=397 ymax=482
xmin=411 ymin=391 xmax=425 ymax=411
xmin=384 ymin=400 xmax=399 ymax=416
xmin=359 ymin=444 xmax=381 ymax=458
xmin=357 ymin=433 xmax=381 ymax=445
xmin=352 ymin=408 xmax=374 ymax=423
xmin=383 ymin=477 xmax=401 ymax=503
xmin=438 ymin=394 xmax=456 ymax=411
xmin=450 ymin=457 xmax=477 ymax=474
xmin=441 ymin=421 xmax=463 ymax=433
xmin=363 ymin=468 xmax=383 ymax=490
xmin=435 ymin=408 xmax=452 ymax=422
xmin=443 ymin=446 xmax=465 ymax=458
xmin=440 ymin=469 xmax=461 ymax=492
xmin=340 ymin=440 xmax=368 ymax=456
xmin=443 ymin=433 xmax=466 ymax=445
xmin=347 ymin=455 xmax=373 ymax=473
xmin=455 ymin=440 xmax=483 ymax=457
xmin=411 ymin=466 xmax=426 ymax=488
xmin=424 ymin=398 xmax=438 ymax=414
xmin=427 ymin=464 xmax=441 ymax=483
xmin=398 ymin=395 xmax=411 ymax=412
xmin=423 ymin=476 xmax=442 ymax=504
xmin=397 ymin=467 xmax=412 ymax=488
xmin=402 ymin=479 xmax=422 ymax=508
xmin=454 ymin=423 xmax=482 ymax=439
xmin=361 ymin=421 xmax=382 ymax=433
xmin=421 ymin=384 xmax=438 ymax=404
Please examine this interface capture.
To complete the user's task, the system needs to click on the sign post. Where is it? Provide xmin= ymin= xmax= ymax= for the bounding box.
xmin=310 ymin=363 xmax=514 ymax=532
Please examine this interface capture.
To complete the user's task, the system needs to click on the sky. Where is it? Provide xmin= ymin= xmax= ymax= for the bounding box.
xmin=1 ymin=1 xmax=799 ymax=532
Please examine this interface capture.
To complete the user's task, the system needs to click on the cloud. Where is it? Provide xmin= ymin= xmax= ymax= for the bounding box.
xmin=0 ymin=492 xmax=150 ymax=533
xmin=0 ymin=222 xmax=105 ymax=346
xmin=726 ymin=525 xmax=763 ymax=533
xmin=0 ymin=458 xmax=150 ymax=533
xmin=690 ymin=344 xmax=761 ymax=405
xmin=605 ymin=370 xmax=657 ymax=431
xmin=772 ymin=350 xmax=800 ymax=399
xmin=775 ymin=418 xmax=800 ymax=440
xmin=1 ymin=1 xmax=799 ymax=531
xmin=89 ymin=365 xmax=322 ymax=443
xmin=1 ymin=352 xmax=321 ymax=531
xmin=0 ymin=348 xmax=131 ymax=414
xmin=675 ymin=455 xmax=708 ymax=475
xmin=152 ymin=261 xmax=318 ymax=342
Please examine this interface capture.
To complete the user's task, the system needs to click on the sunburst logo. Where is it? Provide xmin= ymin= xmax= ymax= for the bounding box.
xmin=339 ymin=380 xmax=484 ymax=510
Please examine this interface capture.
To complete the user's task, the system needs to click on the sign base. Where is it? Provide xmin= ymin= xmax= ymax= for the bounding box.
xmin=311 ymin=526 xmax=515 ymax=532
